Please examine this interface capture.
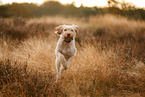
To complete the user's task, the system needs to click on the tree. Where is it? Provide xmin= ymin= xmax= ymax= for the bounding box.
xmin=107 ymin=0 xmax=122 ymax=14
xmin=120 ymin=0 xmax=136 ymax=10
xmin=40 ymin=1 xmax=64 ymax=16
xmin=7 ymin=3 xmax=33 ymax=17
xmin=108 ymin=0 xmax=119 ymax=8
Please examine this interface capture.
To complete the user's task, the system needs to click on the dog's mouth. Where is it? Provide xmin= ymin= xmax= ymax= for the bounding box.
xmin=64 ymin=37 xmax=73 ymax=43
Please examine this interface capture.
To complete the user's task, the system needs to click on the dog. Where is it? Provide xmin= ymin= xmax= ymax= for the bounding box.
xmin=54 ymin=24 xmax=78 ymax=80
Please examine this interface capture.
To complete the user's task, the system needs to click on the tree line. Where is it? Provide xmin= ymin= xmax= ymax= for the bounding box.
xmin=0 ymin=0 xmax=145 ymax=20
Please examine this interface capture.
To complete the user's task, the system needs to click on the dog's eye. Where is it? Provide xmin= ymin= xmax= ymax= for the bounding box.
xmin=64 ymin=29 xmax=67 ymax=31
xmin=71 ymin=29 xmax=73 ymax=32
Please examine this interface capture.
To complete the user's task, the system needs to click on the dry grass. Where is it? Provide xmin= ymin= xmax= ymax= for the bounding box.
xmin=0 ymin=14 xmax=145 ymax=97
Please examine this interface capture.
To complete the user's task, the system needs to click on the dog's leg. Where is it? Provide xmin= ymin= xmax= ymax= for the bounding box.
xmin=60 ymin=56 xmax=74 ymax=76
xmin=60 ymin=55 xmax=67 ymax=77
xmin=66 ymin=56 xmax=74 ymax=69
xmin=56 ymin=52 xmax=67 ymax=80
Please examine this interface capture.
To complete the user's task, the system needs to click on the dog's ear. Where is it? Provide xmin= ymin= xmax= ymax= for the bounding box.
xmin=73 ymin=25 xmax=79 ymax=35
xmin=55 ymin=25 xmax=63 ymax=36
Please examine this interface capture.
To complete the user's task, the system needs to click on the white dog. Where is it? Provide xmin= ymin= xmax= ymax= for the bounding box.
xmin=54 ymin=24 xmax=78 ymax=80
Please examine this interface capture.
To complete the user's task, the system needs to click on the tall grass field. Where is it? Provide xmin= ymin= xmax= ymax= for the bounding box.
xmin=0 ymin=15 xmax=145 ymax=97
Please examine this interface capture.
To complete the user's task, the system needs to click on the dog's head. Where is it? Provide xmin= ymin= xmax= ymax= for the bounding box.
xmin=55 ymin=24 xmax=78 ymax=43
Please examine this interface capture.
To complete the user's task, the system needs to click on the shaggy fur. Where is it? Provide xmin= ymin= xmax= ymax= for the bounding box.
xmin=54 ymin=24 xmax=78 ymax=80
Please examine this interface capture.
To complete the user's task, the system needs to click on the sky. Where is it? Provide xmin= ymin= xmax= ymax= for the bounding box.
xmin=1 ymin=0 xmax=145 ymax=8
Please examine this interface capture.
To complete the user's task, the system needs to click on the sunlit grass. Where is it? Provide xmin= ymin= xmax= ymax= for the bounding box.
xmin=0 ymin=14 xmax=145 ymax=96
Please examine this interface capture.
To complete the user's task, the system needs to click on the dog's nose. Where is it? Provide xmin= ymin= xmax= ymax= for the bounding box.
xmin=67 ymin=34 xmax=70 ymax=36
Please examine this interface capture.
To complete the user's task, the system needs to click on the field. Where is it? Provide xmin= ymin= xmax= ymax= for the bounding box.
xmin=0 ymin=14 xmax=145 ymax=97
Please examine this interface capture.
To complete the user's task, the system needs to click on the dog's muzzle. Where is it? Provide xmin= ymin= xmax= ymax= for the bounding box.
xmin=64 ymin=33 xmax=73 ymax=43
xmin=64 ymin=37 xmax=73 ymax=43
xmin=64 ymin=39 xmax=71 ymax=43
